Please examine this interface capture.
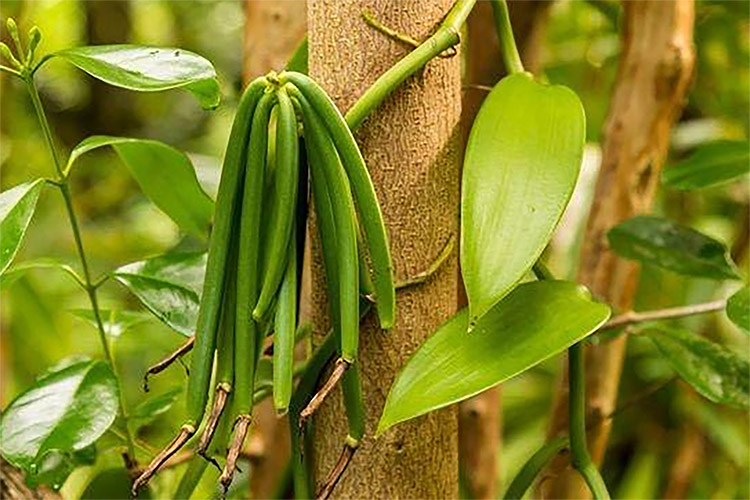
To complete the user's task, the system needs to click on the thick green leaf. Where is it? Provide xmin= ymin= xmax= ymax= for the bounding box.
xmin=0 ymin=179 xmax=45 ymax=275
xmin=643 ymin=325 xmax=749 ymax=408
xmin=726 ymin=287 xmax=749 ymax=334
xmin=68 ymin=136 xmax=213 ymax=237
xmin=0 ymin=360 xmax=119 ymax=472
xmin=113 ymin=252 xmax=206 ymax=336
xmin=130 ymin=388 xmax=181 ymax=429
xmin=70 ymin=309 xmax=151 ymax=338
xmin=53 ymin=45 xmax=220 ymax=109
xmin=378 ymin=281 xmax=610 ymax=433
xmin=608 ymin=216 xmax=740 ymax=280
xmin=461 ymin=73 xmax=585 ymax=329
xmin=662 ymin=140 xmax=750 ymax=190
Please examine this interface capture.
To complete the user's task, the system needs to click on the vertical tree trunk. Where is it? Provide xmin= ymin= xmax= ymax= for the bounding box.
xmin=308 ymin=1 xmax=461 ymax=497
xmin=541 ymin=2 xmax=695 ymax=498
xmin=459 ymin=2 xmax=550 ymax=498
xmin=242 ymin=3 xmax=306 ymax=498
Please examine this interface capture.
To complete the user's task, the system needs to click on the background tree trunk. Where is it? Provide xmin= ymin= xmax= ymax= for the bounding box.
xmin=308 ymin=0 xmax=462 ymax=497
xmin=459 ymin=2 xmax=550 ymax=498
xmin=242 ymin=3 xmax=306 ymax=498
xmin=540 ymin=1 xmax=695 ymax=498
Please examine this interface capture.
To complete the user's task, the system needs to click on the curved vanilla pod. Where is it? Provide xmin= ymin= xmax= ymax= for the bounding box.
xmin=131 ymin=76 xmax=268 ymax=497
xmin=280 ymin=71 xmax=394 ymax=330
xmin=290 ymin=87 xmax=359 ymax=363
xmin=273 ymin=219 xmax=298 ymax=414
xmin=253 ymin=87 xmax=301 ymax=321
xmin=220 ymin=89 xmax=279 ymax=491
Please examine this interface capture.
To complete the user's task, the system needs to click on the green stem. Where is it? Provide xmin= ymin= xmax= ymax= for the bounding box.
xmin=0 ymin=64 xmax=22 ymax=77
xmin=490 ymin=0 xmax=525 ymax=74
xmin=24 ymin=75 xmax=137 ymax=464
xmin=344 ymin=0 xmax=477 ymax=130
xmin=503 ymin=436 xmax=569 ymax=500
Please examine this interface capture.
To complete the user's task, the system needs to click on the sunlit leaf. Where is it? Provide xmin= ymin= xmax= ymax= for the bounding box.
xmin=608 ymin=216 xmax=740 ymax=280
xmin=378 ymin=281 xmax=610 ymax=433
xmin=461 ymin=73 xmax=585 ymax=329
xmin=662 ymin=140 xmax=750 ymax=190
xmin=726 ymin=287 xmax=749 ymax=334
xmin=68 ymin=136 xmax=214 ymax=238
xmin=643 ymin=325 xmax=749 ymax=408
xmin=0 ymin=179 xmax=45 ymax=275
xmin=113 ymin=252 xmax=206 ymax=336
xmin=0 ymin=360 xmax=119 ymax=472
xmin=70 ymin=309 xmax=151 ymax=339
xmin=53 ymin=45 xmax=220 ymax=109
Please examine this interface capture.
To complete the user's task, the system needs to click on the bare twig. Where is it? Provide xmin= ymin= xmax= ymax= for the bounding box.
xmin=601 ymin=300 xmax=726 ymax=331
xmin=299 ymin=358 xmax=350 ymax=429
xmin=395 ymin=234 xmax=456 ymax=289
xmin=132 ymin=425 xmax=195 ymax=496
xmin=220 ymin=415 xmax=253 ymax=492
xmin=196 ymin=384 xmax=232 ymax=471
xmin=316 ymin=444 xmax=357 ymax=500
xmin=143 ymin=336 xmax=194 ymax=391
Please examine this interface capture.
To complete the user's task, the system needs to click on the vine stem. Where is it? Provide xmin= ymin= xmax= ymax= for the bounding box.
xmin=601 ymin=300 xmax=726 ymax=331
xmin=490 ymin=0 xmax=525 ymax=74
xmin=24 ymin=75 xmax=137 ymax=464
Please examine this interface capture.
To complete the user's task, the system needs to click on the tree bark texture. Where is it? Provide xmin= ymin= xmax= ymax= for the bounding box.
xmin=242 ymin=3 xmax=306 ymax=498
xmin=308 ymin=0 xmax=462 ymax=498
xmin=541 ymin=2 xmax=695 ymax=498
xmin=459 ymin=4 xmax=550 ymax=498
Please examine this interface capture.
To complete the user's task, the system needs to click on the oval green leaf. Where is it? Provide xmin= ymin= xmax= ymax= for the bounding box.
xmin=113 ymin=252 xmax=206 ymax=336
xmin=643 ymin=325 xmax=749 ymax=408
xmin=726 ymin=287 xmax=749 ymax=334
xmin=377 ymin=281 xmax=610 ymax=433
xmin=0 ymin=179 xmax=45 ymax=275
xmin=461 ymin=73 xmax=586 ymax=329
xmin=0 ymin=360 xmax=119 ymax=472
xmin=53 ymin=45 xmax=220 ymax=109
xmin=70 ymin=309 xmax=151 ymax=339
xmin=68 ymin=136 xmax=214 ymax=238
xmin=608 ymin=215 xmax=740 ymax=280
xmin=662 ymin=140 xmax=750 ymax=190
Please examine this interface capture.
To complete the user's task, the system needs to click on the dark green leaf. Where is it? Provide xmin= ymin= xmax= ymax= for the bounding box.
xmin=0 ymin=360 xmax=119 ymax=472
xmin=70 ymin=309 xmax=151 ymax=338
xmin=0 ymin=179 xmax=45 ymax=275
xmin=726 ymin=287 xmax=749 ymax=334
xmin=285 ymin=37 xmax=308 ymax=74
xmin=68 ymin=136 xmax=214 ymax=237
xmin=643 ymin=325 xmax=749 ymax=408
xmin=662 ymin=140 xmax=750 ymax=190
xmin=130 ymin=388 xmax=181 ymax=429
xmin=377 ymin=281 xmax=610 ymax=433
xmin=81 ymin=468 xmax=151 ymax=500
xmin=608 ymin=216 xmax=740 ymax=280
xmin=113 ymin=252 xmax=206 ymax=336
xmin=461 ymin=73 xmax=586 ymax=329
xmin=53 ymin=45 xmax=220 ymax=109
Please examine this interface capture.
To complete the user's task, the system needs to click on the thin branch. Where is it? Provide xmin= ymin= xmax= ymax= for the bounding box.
xmin=131 ymin=425 xmax=195 ymax=496
xmin=316 ymin=444 xmax=357 ymax=500
xmin=395 ymin=234 xmax=455 ymax=289
xmin=143 ymin=337 xmax=194 ymax=391
xmin=601 ymin=300 xmax=726 ymax=331
xmin=299 ymin=358 xmax=350 ymax=429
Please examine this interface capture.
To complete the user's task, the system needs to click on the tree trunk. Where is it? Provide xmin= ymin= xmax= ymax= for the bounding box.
xmin=308 ymin=0 xmax=461 ymax=497
xmin=242 ymin=3 xmax=307 ymax=498
xmin=459 ymin=2 xmax=550 ymax=498
xmin=541 ymin=2 xmax=695 ymax=498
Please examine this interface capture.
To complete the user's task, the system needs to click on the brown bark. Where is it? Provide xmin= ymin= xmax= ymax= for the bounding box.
xmin=241 ymin=3 xmax=306 ymax=498
xmin=308 ymin=0 xmax=462 ymax=497
xmin=0 ymin=458 xmax=61 ymax=500
xmin=458 ymin=3 xmax=550 ymax=498
xmin=541 ymin=2 xmax=696 ymax=498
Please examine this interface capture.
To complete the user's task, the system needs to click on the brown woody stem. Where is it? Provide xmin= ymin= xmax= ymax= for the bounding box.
xmin=299 ymin=358 xmax=350 ymax=429
xmin=219 ymin=414 xmax=253 ymax=492
xmin=601 ymin=300 xmax=726 ymax=331
xmin=196 ymin=383 xmax=232 ymax=469
xmin=316 ymin=443 xmax=358 ymax=500
xmin=143 ymin=337 xmax=194 ymax=392
xmin=131 ymin=424 xmax=195 ymax=496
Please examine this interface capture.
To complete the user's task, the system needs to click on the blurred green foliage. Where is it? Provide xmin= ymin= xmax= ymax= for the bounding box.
xmin=0 ymin=1 xmax=747 ymax=499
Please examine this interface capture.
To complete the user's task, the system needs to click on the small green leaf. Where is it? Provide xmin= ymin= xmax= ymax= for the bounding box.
xmin=0 ymin=360 xmax=119 ymax=472
xmin=377 ymin=281 xmax=610 ymax=433
xmin=0 ymin=258 xmax=82 ymax=288
xmin=130 ymin=388 xmax=181 ymax=429
xmin=643 ymin=325 xmax=749 ymax=408
xmin=113 ymin=252 xmax=206 ymax=336
xmin=0 ymin=179 xmax=45 ymax=275
xmin=461 ymin=73 xmax=585 ymax=329
xmin=726 ymin=287 xmax=749 ymax=334
xmin=662 ymin=140 xmax=750 ymax=190
xmin=70 ymin=309 xmax=151 ymax=338
xmin=53 ymin=45 xmax=220 ymax=109
xmin=608 ymin=216 xmax=740 ymax=280
xmin=68 ymin=136 xmax=214 ymax=238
